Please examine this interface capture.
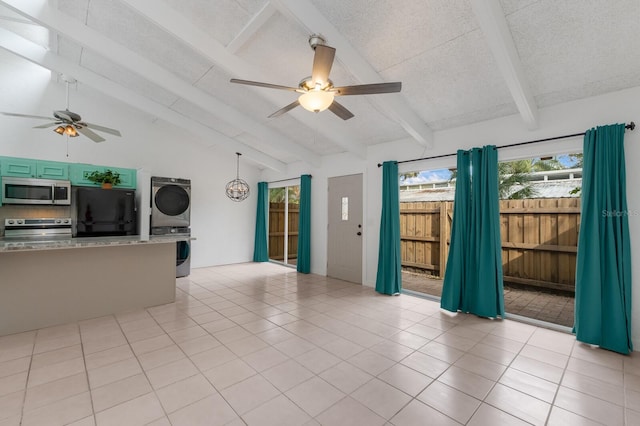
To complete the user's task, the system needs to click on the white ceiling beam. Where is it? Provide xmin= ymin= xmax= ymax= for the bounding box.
xmin=120 ymin=0 xmax=366 ymax=159
xmin=272 ymin=0 xmax=434 ymax=148
xmin=226 ymin=1 xmax=276 ymax=54
xmin=0 ymin=27 xmax=286 ymax=172
xmin=0 ymin=14 xmax=37 ymax=25
xmin=470 ymin=0 xmax=539 ymax=129
xmin=0 ymin=0 xmax=321 ymax=167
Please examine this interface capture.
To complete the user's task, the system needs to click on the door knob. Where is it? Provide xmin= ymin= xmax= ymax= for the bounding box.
xmin=357 ymin=231 xmax=362 ymax=236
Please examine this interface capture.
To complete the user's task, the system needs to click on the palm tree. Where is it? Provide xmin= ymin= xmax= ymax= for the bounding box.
xmin=532 ymin=158 xmax=564 ymax=171
xmin=399 ymin=172 xmax=419 ymax=182
xmin=269 ymin=187 xmax=286 ymax=203
xmin=567 ymin=153 xmax=583 ymax=168
xmin=498 ymin=160 xmax=534 ymax=199
xmin=269 ymin=186 xmax=300 ymax=204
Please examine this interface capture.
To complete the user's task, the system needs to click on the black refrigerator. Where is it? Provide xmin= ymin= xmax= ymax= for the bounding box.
xmin=72 ymin=187 xmax=137 ymax=237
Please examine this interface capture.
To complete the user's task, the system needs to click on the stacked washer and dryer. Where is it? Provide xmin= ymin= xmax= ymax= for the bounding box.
xmin=150 ymin=177 xmax=191 ymax=277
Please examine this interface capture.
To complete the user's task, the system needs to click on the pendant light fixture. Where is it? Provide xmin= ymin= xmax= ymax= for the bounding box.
xmin=226 ymin=152 xmax=250 ymax=202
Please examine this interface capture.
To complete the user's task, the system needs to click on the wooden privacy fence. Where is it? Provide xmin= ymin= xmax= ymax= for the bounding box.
xmin=400 ymin=198 xmax=580 ymax=293
xmin=268 ymin=202 xmax=299 ymax=261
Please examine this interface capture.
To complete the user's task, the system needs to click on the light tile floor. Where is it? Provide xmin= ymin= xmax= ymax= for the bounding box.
xmin=0 ymin=262 xmax=638 ymax=425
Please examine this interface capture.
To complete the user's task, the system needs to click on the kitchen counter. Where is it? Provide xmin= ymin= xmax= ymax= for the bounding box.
xmin=0 ymin=234 xmax=193 ymax=252
xmin=0 ymin=234 xmax=190 ymax=336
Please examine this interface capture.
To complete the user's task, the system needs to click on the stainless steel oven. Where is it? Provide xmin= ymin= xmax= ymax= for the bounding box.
xmin=3 ymin=218 xmax=72 ymax=239
xmin=1 ymin=177 xmax=71 ymax=205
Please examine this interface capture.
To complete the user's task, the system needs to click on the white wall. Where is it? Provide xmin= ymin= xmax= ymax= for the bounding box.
xmin=261 ymin=154 xmax=368 ymax=277
xmin=0 ymin=50 xmax=261 ymax=268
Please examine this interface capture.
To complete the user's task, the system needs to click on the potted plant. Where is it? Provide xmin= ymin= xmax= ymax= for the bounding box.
xmin=86 ymin=169 xmax=121 ymax=189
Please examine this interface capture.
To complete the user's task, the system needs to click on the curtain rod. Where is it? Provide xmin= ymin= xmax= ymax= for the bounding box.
xmin=377 ymin=121 xmax=636 ymax=167
xmin=268 ymin=175 xmax=312 ymax=184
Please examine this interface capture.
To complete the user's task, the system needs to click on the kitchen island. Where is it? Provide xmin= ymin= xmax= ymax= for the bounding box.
xmin=0 ymin=235 xmax=190 ymax=336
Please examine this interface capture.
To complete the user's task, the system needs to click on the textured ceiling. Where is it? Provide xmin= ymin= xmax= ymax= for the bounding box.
xmin=0 ymin=0 xmax=639 ymax=169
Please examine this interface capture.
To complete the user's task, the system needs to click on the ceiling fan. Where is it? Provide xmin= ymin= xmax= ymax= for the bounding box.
xmin=230 ymin=35 xmax=401 ymax=120
xmin=1 ymin=76 xmax=122 ymax=143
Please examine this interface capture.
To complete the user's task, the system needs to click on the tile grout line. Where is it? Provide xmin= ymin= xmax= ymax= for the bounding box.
xmin=77 ymin=321 xmax=97 ymax=424
xmin=17 ymin=331 xmax=36 ymax=425
xmin=470 ymin=320 xmax=540 ymax=425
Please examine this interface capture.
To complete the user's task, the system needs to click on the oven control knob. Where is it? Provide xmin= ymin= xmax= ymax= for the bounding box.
xmin=55 ymin=219 xmax=61 ymax=224
xmin=7 ymin=219 xmax=14 ymax=224
xmin=17 ymin=220 xmax=23 ymax=224
xmin=64 ymin=219 xmax=70 ymax=224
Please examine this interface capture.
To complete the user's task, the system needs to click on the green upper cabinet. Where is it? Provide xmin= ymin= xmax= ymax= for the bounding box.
xmin=69 ymin=163 xmax=136 ymax=189
xmin=0 ymin=157 xmax=69 ymax=180
xmin=0 ymin=157 xmax=36 ymax=178
xmin=0 ymin=157 xmax=136 ymax=188
xmin=107 ymin=167 xmax=137 ymax=189
xmin=36 ymin=161 xmax=69 ymax=180
xmin=69 ymin=164 xmax=103 ymax=187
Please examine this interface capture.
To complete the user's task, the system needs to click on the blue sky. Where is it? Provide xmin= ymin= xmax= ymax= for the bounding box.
xmin=556 ymin=154 xmax=580 ymax=167
xmin=401 ymin=168 xmax=453 ymax=185
xmin=401 ymin=153 xmax=581 ymax=185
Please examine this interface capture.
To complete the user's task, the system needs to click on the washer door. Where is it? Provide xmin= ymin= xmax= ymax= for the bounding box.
xmin=152 ymin=183 xmax=191 ymax=227
xmin=176 ymin=240 xmax=190 ymax=266
xmin=155 ymin=185 xmax=190 ymax=217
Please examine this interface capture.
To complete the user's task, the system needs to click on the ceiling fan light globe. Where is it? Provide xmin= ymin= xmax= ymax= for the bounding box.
xmin=299 ymin=90 xmax=334 ymax=113
xmin=54 ymin=126 xmax=65 ymax=135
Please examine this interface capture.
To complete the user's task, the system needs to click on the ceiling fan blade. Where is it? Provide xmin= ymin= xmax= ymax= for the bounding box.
xmin=76 ymin=126 xmax=106 ymax=143
xmin=230 ymin=79 xmax=299 ymax=92
xmin=334 ymin=82 xmax=402 ymax=96
xmin=82 ymin=122 xmax=122 ymax=136
xmin=33 ymin=122 xmax=60 ymax=129
xmin=268 ymin=100 xmax=300 ymax=118
xmin=328 ymin=101 xmax=354 ymax=120
xmin=1 ymin=112 xmax=53 ymax=120
xmin=311 ymin=45 xmax=335 ymax=86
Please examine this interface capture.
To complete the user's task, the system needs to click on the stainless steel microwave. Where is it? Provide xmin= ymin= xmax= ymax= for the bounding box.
xmin=1 ymin=177 xmax=71 ymax=205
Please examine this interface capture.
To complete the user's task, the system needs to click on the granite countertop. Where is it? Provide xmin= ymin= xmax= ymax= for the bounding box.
xmin=0 ymin=234 xmax=194 ymax=253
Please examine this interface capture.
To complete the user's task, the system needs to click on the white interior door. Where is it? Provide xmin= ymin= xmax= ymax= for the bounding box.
xmin=327 ymin=174 xmax=363 ymax=284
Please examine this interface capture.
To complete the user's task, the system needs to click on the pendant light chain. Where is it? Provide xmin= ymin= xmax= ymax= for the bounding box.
xmin=225 ymin=152 xmax=250 ymax=202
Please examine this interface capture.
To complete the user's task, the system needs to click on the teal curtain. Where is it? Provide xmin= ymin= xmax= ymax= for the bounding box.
xmin=297 ymin=175 xmax=311 ymax=273
xmin=376 ymin=161 xmax=402 ymax=295
xmin=441 ymin=146 xmax=504 ymax=318
xmin=253 ymin=181 xmax=269 ymax=262
xmin=574 ymin=124 xmax=632 ymax=354
xmin=440 ymin=151 xmax=471 ymax=312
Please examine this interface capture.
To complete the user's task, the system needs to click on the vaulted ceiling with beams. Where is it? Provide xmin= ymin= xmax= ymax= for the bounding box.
xmin=1 ymin=0 xmax=639 ymax=170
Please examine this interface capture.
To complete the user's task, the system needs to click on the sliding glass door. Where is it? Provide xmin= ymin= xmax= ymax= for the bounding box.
xmin=268 ymin=184 xmax=300 ymax=266
xmin=398 ymin=152 xmax=582 ymax=327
